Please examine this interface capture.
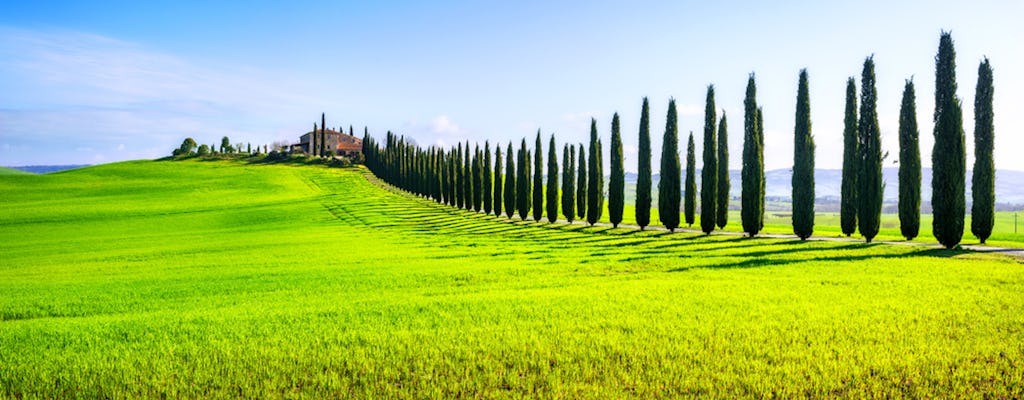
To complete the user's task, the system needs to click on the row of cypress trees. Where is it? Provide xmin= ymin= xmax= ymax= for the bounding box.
xmin=363 ymin=33 xmax=994 ymax=247
xmin=838 ymin=32 xmax=995 ymax=248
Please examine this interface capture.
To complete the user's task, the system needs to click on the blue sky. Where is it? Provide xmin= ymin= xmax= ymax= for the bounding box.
xmin=1 ymin=1 xmax=1021 ymax=171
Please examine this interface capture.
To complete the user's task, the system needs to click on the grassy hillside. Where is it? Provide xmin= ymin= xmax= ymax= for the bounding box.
xmin=1 ymin=160 xmax=1022 ymax=397
xmin=0 ymin=166 xmax=32 ymax=175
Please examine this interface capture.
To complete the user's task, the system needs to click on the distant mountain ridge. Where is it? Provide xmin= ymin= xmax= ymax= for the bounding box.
xmin=5 ymin=165 xmax=90 ymax=174
xmin=625 ymin=168 xmax=1024 ymax=206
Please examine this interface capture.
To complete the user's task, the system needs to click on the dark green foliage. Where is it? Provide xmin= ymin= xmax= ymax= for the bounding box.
xmin=220 ymin=136 xmax=231 ymax=154
xmin=464 ymin=141 xmax=473 ymax=210
xmin=576 ymin=143 xmax=587 ymax=219
xmin=932 ymin=32 xmax=965 ymax=249
xmin=840 ymin=78 xmax=859 ymax=237
xmin=547 ymin=135 xmax=559 ymax=223
xmin=320 ymin=113 xmax=326 ymax=157
xmin=504 ymin=142 xmax=516 ymax=219
xmin=716 ymin=113 xmax=730 ymax=229
xmin=176 ymin=137 xmax=197 ymax=156
xmin=472 ymin=145 xmax=482 ymax=212
xmin=971 ymin=58 xmax=995 ymax=244
xmin=533 ymin=131 xmax=544 ymax=221
xmin=197 ymin=144 xmax=210 ymax=156
xmin=493 ymin=145 xmax=503 ymax=216
xmin=636 ymin=97 xmax=652 ymax=230
xmin=684 ymin=132 xmax=696 ymax=227
xmin=701 ymin=86 xmax=717 ymax=234
xmin=483 ymin=141 xmax=493 ymax=214
xmin=898 ymin=79 xmax=921 ymax=240
xmin=517 ymin=139 xmax=531 ymax=220
xmin=587 ymin=119 xmax=603 ymax=226
xmin=563 ymin=145 xmax=576 ymax=223
xmin=609 ymin=113 xmax=625 ymax=228
xmin=659 ymin=99 xmax=681 ymax=232
xmin=858 ymin=57 xmax=883 ymax=243
xmin=456 ymin=143 xmax=464 ymax=208
xmin=792 ymin=69 xmax=815 ymax=240
xmin=741 ymin=74 xmax=764 ymax=236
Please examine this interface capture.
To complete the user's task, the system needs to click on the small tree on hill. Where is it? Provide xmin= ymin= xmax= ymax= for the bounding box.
xmin=659 ymin=99 xmax=681 ymax=232
xmin=636 ymin=97 xmax=652 ymax=230
xmin=533 ymin=131 xmax=544 ymax=221
xmin=971 ymin=58 xmax=995 ymax=244
xmin=684 ymin=132 xmax=696 ymax=227
xmin=547 ymin=135 xmax=559 ymax=223
xmin=898 ymin=79 xmax=921 ymax=241
xmin=792 ymin=68 xmax=815 ymax=240
xmin=701 ymin=85 xmax=718 ymax=234
xmin=562 ymin=144 xmax=575 ymax=223
xmin=609 ymin=113 xmax=625 ymax=228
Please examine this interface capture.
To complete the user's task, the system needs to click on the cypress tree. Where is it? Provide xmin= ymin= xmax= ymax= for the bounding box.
xmin=517 ymin=139 xmax=531 ymax=220
xmin=483 ymin=141 xmax=493 ymax=214
xmin=464 ymin=141 xmax=473 ymax=210
xmin=456 ymin=143 xmax=464 ymax=208
xmin=840 ymin=77 xmax=859 ymax=236
xmin=701 ymin=85 xmax=718 ymax=234
xmin=576 ymin=143 xmax=587 ymax=219
xmin=493 ymin=145 xmax=503 ymax=217
xmin=533 ymin=130 xmax=544 ymax=221
xmin=858 ymin=56 xmax=883 ymax=243
xmin=320 ymin=113 xmax=326 ymax=156
xmin=684 ymin=132 xmax=697 ymax=227
xmin=472 ymin=145 xmax=482 ymax=212
xmin=971 ymin=58 xmax=995 ymax=244
xmin=792 ymin=68 xmax=815 ymax=240
xmin=898 ymin=79 xmax=921 ymax=240
xmin=562 ymin=144 xmax=575 ymax=223
xmin=716 ymin=113 xmax=730 ymax=229
xmin=741 ymin=74 xmax=764 ymax=236
xmin=504 ymin=142 xmax=516 ymax=218
xmin=636 ymin=97 xmax=652 ymax=230
xmin=587 ymin=119 xmax=602 ymax=226
xmin=932 ymin=31 xmax=965 ymax=249
xmin=609 ymin=113 xmax=625 ymax=228
xmin=659 ymin=99 xmax=682 ymax=232
xmin=547 ymin=135 xmax=559 ymax=223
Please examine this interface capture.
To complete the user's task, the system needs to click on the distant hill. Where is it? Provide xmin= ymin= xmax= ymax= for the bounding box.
xmin=0 ymin=166 xmax=33 ymax=175
xmin=5 ymin=165 xmax=90 ymax=174
xmin=624 ymin=168 xmax=1024 ymax=208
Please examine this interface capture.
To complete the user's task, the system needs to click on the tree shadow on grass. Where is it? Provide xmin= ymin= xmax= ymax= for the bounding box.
xmin=668 ymin=245 xmax=967 ymax=272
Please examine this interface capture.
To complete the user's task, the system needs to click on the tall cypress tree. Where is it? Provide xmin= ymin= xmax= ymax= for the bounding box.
xmin=840 ymin=77 xmax=859 ymax=236
xmin=716 ymin=113 xmax=730 ymax=229
xmin=533 ymin=130 xmax=544 ymax=221
xmin=898 ymin=79 xmax=921 ymax=240
xmin=684 ymin=132 xmax=697 ymax=227
xmin=792 ymin=69 xmax=815 ymax=240
xmin=456 ymin=143 xmax=464 ymax=208
xmin=504 ymin=142 xmax=516 ymax=219
xmin=742 ymin=74 xmax=764 ymax=236
xmin=547 ymin=135 xmax=559 ymax=223
xmin=932 ymin=32 xmax=965 ymax=249
xmin=563 ymin=145 xmax=576 ymax=223
xmin=577 ymin=143 xmax=587 ymax=219
xmin=609 ymin=113 xmax=625 ymax=228
xmin=587 ymin=119 xmax=601 ymax=226
xmin=320 ymin=113 xmax=326 ymax=157
xmin=971 ymin=58 xmax=995 ymax=244
xmin=464 ymin=141 xmax=473 ymax=210
xmin=483 ymin=141 xmax=493 ymax=214
xmin=701 ymin=85 xmax=718 ymax=234
xmin=493 ymin=145 xmax=503 ymax=217
xmin=473 ymin=145 xmax=483 ymax=212
xmin=858 ymin=56 xmax=883 ymax=243
xmin=636 ymin=97 xmax=652 ymax=230
xmin=659 ymin=99 xmax=682 ymax=232
xmin=757 ymin=108 xmax=765 ymax=230
xmin=517 ymin=139 xmax=531 ymax=220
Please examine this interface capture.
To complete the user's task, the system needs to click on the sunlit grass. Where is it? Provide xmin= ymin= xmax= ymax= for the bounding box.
xmin=1 ymin=160 xmax=1021 ymax=397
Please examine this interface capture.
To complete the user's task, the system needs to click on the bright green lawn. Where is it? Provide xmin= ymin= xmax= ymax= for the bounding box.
xmin=1 ymin=160 xmax=1022 ymax=398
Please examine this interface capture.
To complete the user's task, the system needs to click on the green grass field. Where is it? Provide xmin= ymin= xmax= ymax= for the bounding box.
xmin=2 ymin=160 xmax=1022 ymax=397
xmin=0 ymin=166 xmax=31 ymax=175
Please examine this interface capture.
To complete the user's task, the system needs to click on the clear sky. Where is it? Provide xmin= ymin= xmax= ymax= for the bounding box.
xmin=1 ymin=1 xmax=1021 ymax=172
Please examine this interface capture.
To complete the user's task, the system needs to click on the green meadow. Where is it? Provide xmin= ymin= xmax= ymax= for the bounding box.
xmin=1 ymin=160 xmax=1022 ymax=398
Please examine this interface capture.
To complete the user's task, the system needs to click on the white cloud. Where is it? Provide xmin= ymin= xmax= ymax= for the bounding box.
xmin=430 ymin=115 xmax=463 ymax=135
